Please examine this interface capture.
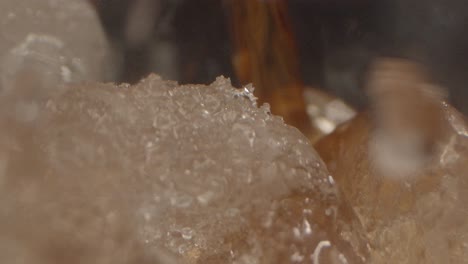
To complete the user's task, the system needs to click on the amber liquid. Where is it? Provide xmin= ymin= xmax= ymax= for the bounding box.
xmin=229 ymin=0 xmax=312 ymax=136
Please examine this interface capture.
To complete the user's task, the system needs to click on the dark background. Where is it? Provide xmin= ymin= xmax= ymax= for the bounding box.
xmin=92 ymin=0 xmax=468 ymax=114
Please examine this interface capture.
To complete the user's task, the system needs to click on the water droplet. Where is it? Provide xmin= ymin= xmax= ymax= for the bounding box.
xmin=303 ymin=219 xmax=312 ymax=235
xmin=291 ymin=252 xmax=304 ymax=262
xmin=293 ymin=227 xmax=301 ymax=238
xmin=181 ymin=227 xmax=193 ymax=240
xmin=325 ymin=206 xmax=337 ymax=219
xmin=170 ymin=195 xmax=193 ymax=208
xmin=338 ymin=253 xmax=349 ymax=264
xmin=178 ymin=244 xmax=188 ymax=254
xmin=197 ymin=191 xmax=215 ymax=206
xmin=60 ymin=65 xmax=71 ymax=82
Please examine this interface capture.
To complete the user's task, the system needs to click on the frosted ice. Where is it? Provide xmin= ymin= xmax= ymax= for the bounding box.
xmin=0 ymin=0 xmax=112 ymax=123
xmin=0 ymin=75 xmax=368 ymax=263
xmin=316 ymin=104 xmax=468 ymax=263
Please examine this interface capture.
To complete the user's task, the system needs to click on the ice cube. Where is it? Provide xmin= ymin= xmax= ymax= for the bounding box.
xmin=0 ymin=75 xmax=368 ymax=263
xmin=0 ymin=0 xmax=112 ymax=123
xmin=316 ymin=103 xmax=468 ymax=263
xmin=365 ymin=58 xmax=448 ymax=179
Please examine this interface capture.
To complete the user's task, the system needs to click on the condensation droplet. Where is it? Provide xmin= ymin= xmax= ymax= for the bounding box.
xmin=291 ymin=252 xmax=305 ymax=262
xmin=181 ymin=227 xmax=193 ymax=240
xmin=178 ymin=244 xmax=188 ymax=254
xmin=293 ymin=227 xmax=301 ymax=238
xmin=197 ymin=191 xmax=215 ymax=206
xmin=170 ymin=195 xmax=193 ymax=208
xmin=303 ymin=219 xmax=312 ymax=235
xmin=328 ymin=175 xmax=335 ymax=185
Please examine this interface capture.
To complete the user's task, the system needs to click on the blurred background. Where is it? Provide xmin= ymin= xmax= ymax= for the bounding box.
xmin=89 ymin=0 xmax=468 ymax=132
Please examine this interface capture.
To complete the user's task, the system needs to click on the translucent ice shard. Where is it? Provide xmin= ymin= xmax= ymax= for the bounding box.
xmin=0 ymin=75 xmax=368 ymax=263
xmin=316 ymin=104 xmax=468 ymax=263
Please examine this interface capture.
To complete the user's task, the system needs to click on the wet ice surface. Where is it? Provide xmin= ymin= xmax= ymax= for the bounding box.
xmin=316 ymin=104 xmax=468 ymax=263
xmin=0 ymin=0 xmax=111 ymax=122
xmin=0 ymin=75 xmax=368 ymax=263
xmin=0 ymin=2 xmax=367 ymax=261
xmin=303 ymin=88 xmax=356 ymax=143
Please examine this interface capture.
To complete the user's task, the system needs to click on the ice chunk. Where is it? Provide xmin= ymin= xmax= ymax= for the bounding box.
xmin=365 ymin=58 xmax=448 ymax=178
xmin=0 ymin=75 xmax=368 ymax=263
xmin=0 ymin=0 xmax=112 ymax=123
xmin=316 ymin=104 xmax=468 ymax=263
xmin=303 ymin=87 xmax=356 ymax=143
